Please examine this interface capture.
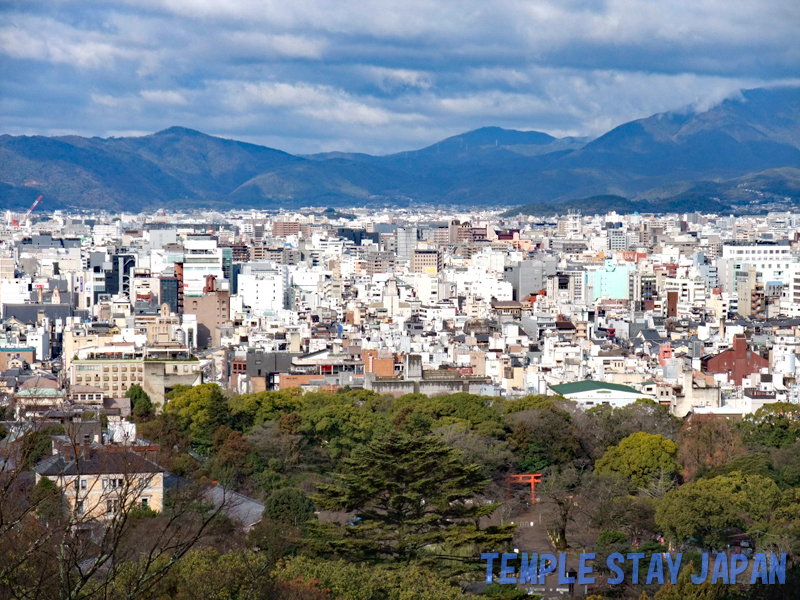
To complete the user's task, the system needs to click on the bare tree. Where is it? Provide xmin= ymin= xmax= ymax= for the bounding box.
xmin=1 ymin=427 xmax=236 ymax=600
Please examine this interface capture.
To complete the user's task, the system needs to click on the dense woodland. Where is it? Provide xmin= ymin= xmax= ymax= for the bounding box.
xmin=3 ymin=384 xmax=800 ymax=600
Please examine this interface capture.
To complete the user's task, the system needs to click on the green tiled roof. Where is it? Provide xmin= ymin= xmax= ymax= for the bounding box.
xmin=15 ymin=388 xmax=65 ymax=397
xmin=549 ymin=380 xmax=643 ymax=396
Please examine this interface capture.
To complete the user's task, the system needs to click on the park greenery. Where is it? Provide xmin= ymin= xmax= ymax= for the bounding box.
xmin=4 ymin=385 xmax=800 ymax=599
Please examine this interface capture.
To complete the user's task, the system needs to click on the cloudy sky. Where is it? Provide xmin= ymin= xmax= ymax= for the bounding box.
xmin=1 ymin=0 xmax=799 ymax=154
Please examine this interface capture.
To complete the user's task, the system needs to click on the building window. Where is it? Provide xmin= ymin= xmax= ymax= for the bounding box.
xmin=106 ymin=499 xmax=119 ymax=514
xmin=141 ymin=498 xmax=149 ymax=509
xmin=76 ymin=500 xmax=84 ymax=515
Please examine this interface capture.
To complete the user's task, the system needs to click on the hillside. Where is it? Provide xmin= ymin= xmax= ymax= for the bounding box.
xmin=1 ymin=86 xmax=799 ymax=211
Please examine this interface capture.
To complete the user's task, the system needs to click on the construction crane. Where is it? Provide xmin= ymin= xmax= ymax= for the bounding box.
xmin=18 ymin=195 xmax=43 ymax=229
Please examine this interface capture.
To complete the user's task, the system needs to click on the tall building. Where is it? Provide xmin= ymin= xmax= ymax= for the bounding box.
xmin=182 ymin=238 xmax=225 ymax=297
xmin=237 ymin=262 xmax=289 ymax=316
xmin=396 ymin=227 xmax=418 ymax=262
xmin=184 ymin=275 xmax=230 ymax=349
xmin=410 ymin=249 xmax=442 ymax=274
xmin=273 ymin=221 xmax=301 ymax=237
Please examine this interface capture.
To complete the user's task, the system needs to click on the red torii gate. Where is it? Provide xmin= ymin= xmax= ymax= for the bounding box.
xmin=506 ymin=473 xmax=542 ymax=504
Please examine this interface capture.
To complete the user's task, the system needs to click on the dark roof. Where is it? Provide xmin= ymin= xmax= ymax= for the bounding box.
xmin=3 ymin=304 xmax=90 ymax=324
xmin=550 ymin=380 xmax=644 ymax=395
xmin=638 ymin=329 xmax=663 ymax=341
xmin=35 ymin=449 xmax=163 ymax=476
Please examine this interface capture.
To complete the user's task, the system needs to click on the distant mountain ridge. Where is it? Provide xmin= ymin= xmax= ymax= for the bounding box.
xmin=1 ymin=86 xmax=799 ymax=212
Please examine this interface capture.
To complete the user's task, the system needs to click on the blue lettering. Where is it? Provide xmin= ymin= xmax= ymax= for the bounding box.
xmin=646 ymin=553 xmax=664 ymax=585
xmin=691 ymin=553 xmax=709 ymax=584
xmin=578 ymin=553 xmax=595 ymax=585
xmin=711 ymin=553 xmax=729 ymax=584
xmin=519 ymin=552 xmax=538 ymax=584
xmin=558 ymin=553 xmax=575 ymax=585
xmin=482 ymin=552 xmax=499 ymax=584
xmin=751 ymin=554 xmax=768 ymax=584
xmin=539 ymin=554 xmax=557 ymax=584
xmin=607 ymin=552 xmax=625 ymax=585
xmin=665 ymin=553 xmax=682 ymax=585
xmin=500 ymin=553 xmax=517 ymax=584
xmin=769 ymin=553 xmax=786 ymax=585
xmin=627 ymin=553 xmax=645 ymax=584
xmin=729 ymin=554 xmax=748 ymax=583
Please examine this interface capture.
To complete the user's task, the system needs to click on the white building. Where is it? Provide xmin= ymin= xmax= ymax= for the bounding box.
xmin=238 ymin=262 xmax=289 ymax=316
xmin=549 ymin=380 xmax=655 ymax=409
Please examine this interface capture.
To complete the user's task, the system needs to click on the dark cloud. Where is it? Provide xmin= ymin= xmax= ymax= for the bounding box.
xmin=1 ymin=0 xmax=798 ymax=154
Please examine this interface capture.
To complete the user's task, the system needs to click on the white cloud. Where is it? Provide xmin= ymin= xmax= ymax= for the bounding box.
xmin=140 ymin=89 xmax=189 ymax=105
xmin=224 ymin=81 xmax=425 ymax=126
xmin=3 ymin=0 xmax=799 ymax=154
xmin=362 ymin=67 xmax=433 ymax=91
xmin=224 ymin=31 xmax=327 ymax=59
xmin=0 ymin=24 xmax=129 ymax=68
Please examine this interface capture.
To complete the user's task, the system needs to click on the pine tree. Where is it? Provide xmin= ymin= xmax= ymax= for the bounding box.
xmin=311 ymin=431 xmax=514 ymax=571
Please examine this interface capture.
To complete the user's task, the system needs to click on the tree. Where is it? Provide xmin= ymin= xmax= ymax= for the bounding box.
xmin=739 ymin=403 xmax=800 ymax=450
xmin=228 ymin=389 xmax=304 ymax=431
xmin=656 ymin=473 xmax=782 ymax=549
xmin=705 ymin=453 xmax=776 ymax=481
xmin=31 ymin=476 xmax=65 ymax=523
xmin=653 ymin=559 xmax=732 ymax=600
xmin=574 ymin=399 xmax=679 ymax=462
xmin=679 ymin=414 xmax=746 ymax=482
xmin=596 ymin=432 xmax=679 ymax=490
xmin=126 ymin=384 xmax=153 ymax=420
xmin=263 ymin=488 xmax=316 ymax=528
xmin=165 ymin=383 xmax=231 ymax=449
xmin=300 ymin=396 xmax=389 ymax=460
xmin=274 ymin=556 xmax=465 ymax=600
xmin=391 ymin=392 xmax=505 ymax=438
xmin=311 ymin=431 xmax=514 ymax=571
xmin=433 ymin=423 xmax=515 ymax=477
xmin=586 ymin=473 xmax=659 ymax=545
xmin=129 ymin=548 xmax=330 ymax=600
xmin=538 ymin=465 xmax=587 ymax=550
xmin=508 ymin=404 xmax=580 ymax=472
xmin=204 ymin=426 xmax=258 ymax=491
xmin=1 ymin=431 xmax=236 ymax=600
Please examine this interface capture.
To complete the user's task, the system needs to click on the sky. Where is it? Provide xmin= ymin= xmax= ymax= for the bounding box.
xmin=1 ymin=0 xmax=799 ymax=155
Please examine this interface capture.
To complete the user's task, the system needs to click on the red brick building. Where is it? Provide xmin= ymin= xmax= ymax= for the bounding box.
xmin=701 ymin=334 xmax=768 ymax=385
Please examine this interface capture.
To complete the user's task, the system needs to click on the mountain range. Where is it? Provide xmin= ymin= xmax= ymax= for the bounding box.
xmin=1 ymin=86 xmax=799 ymax=214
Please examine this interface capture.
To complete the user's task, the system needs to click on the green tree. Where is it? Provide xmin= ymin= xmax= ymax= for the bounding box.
xmin=263 ymin=488 xmax=316 ymax=528
xmin=656 ymin=473 xmax=782 ymax=549
xmin=391 ymin=392 xmax=504 ymax=438
xmin=739 ymin=402 xmax=800 ymax=450
xmin=705 ymin=453 xmax=776 ymax=481
xmin=653 ymin=559 xmax=733 ymax=600
xmin=204 ymin=425 xmax=258 ymax=490
xmin=300 ymin=395 xmax=389 ymax=460
xmin=126 ymin=384 xmax=154 ymax=420
xmin=31 ymin=476 xmax=64 ymax=523
xmin=274 ymin=555 xmax=465 ymax=600
xmin=165 ymin=383 xmax=231 ymax=449
xmin=509 ymin=403 xmax=580 ymax=471
xmin=126 ymin=548 xmax=330 ymax=600
xmin=576 ymin=399 xmax=679 ymax=462
xmin=311 ymin=431 xmax=514 ymax=571
xmin=596 ymin=432 xmax=679 ymax=490
xmin=228 ymin=389 xmax=304 ymax=431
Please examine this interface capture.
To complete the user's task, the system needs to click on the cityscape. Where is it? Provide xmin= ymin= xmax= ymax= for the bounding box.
xmin=1 ymin=204 xmax=800 ymax=598
xmin=2 ymin=0 xmax=800 ymax=597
